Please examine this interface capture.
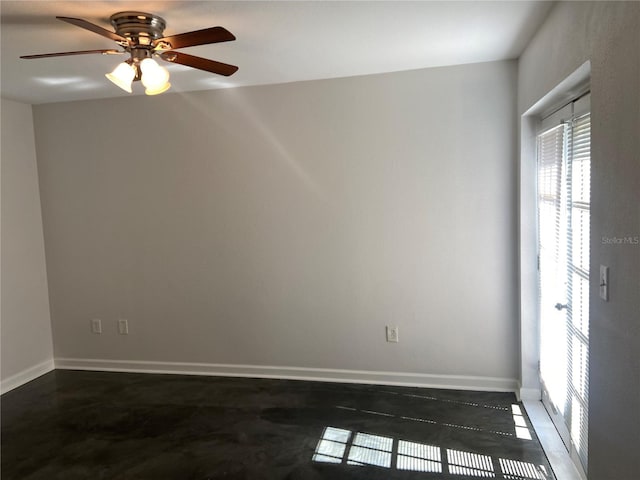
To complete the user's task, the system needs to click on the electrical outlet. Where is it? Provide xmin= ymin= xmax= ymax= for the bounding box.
xmin=118 ymin=319 xmax=129 ymax=335
xmin=91 ymin=318 xmax=102 ymax=334
xmin=386 ymin=325 xmax=399 ymax=343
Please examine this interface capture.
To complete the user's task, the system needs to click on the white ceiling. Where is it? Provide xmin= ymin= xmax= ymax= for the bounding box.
xmin=1 ymin=1 xmax=553 ymax=104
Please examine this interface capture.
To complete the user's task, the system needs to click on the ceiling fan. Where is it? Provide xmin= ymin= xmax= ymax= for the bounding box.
xmin=21 ymin=11 xmax=238 ymax=95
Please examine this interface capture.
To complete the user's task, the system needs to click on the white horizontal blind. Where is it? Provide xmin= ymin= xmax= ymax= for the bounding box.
xmin=538 ymin=123 xmax=569 ymax=419
xmin=566 ymin=112 xmax=590 ymax=470
xmin=537 ymin=101 xmax=590 ymax=474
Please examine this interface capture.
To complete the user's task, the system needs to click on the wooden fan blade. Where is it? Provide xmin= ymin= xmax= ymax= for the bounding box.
xmin=155 ymin=26 xmax=235 ymax=50
xmin=57 ymin=16 xmax=127 ymax=43
xmin=21 ymin=49 xmax=123 ymax=59
xmin=160 ymin=51 xmax=238 ymax=76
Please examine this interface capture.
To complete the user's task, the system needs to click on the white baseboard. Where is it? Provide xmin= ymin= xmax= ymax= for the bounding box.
xmin=1 ymin=359 xmax=55 ymax=395
xmin=517 ymin=386 xmax=542 ymax=401
xmin=54 ymin=357 xmax=518 ymax=392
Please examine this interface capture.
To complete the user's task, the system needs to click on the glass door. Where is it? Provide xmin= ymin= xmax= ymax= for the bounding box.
xmin=537 ymin=95 xmax=590 ymax=475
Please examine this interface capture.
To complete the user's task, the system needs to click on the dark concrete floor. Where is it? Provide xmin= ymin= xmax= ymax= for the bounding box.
xmin=1 ymin=370 xmax=553 ymax=480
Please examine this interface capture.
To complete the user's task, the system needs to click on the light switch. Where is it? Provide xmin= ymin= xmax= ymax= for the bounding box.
xmin=599 ymin=265 xmax=609 ymax=301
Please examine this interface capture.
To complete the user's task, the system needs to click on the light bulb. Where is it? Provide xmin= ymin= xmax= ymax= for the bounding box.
xmin=144 ymin=82 xmax=172 ymax=96
xmin=105 ymin=62 xmax=135 ymax=93
xmin=140 ymin=58 xmax=171 ymax=95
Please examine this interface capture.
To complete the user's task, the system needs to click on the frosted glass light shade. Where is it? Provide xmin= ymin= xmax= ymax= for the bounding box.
xmin=144 ymin=82 xmax=172 ymax=96
xmin=140 ymin=58 xmax=171 ymax=95
xmin=105 ymin=62 xmax=135 ymax=93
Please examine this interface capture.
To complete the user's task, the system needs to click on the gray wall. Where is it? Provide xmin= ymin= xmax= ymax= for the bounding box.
xmin=1 ymin=98 xmax=54 ymax=392
xmin=34 ymin=60 xmax=519 ymax=385
xmin=518 ymin=2 xmax=640 ymax=478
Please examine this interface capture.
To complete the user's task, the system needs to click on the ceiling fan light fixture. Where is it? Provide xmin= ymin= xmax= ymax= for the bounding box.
xmin=105 ymin=61 xmax=135 ymax=93
xmin=144 ymin=82 xmax=172 ymax=96
xmin=140 ymin=58 xmax=171 ymax=95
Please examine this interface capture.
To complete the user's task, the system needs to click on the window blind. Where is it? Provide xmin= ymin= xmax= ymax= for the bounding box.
xmin=538 ymin=123 xmax=570 ymax=430
xmin=537 ymin=103 xmax=590 ymax=474
xmin=566 ymin=112 xmax=590 ymax=470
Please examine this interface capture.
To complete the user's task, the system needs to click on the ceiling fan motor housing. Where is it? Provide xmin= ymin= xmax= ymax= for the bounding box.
xmin=110 ymin=12 xmax=167 ymax=47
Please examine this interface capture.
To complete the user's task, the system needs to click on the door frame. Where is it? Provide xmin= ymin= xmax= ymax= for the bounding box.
xmin=518 ymin=62 xmax=591 ymax=479
xmin=518 ymin=62 xmax=591 ymax=401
